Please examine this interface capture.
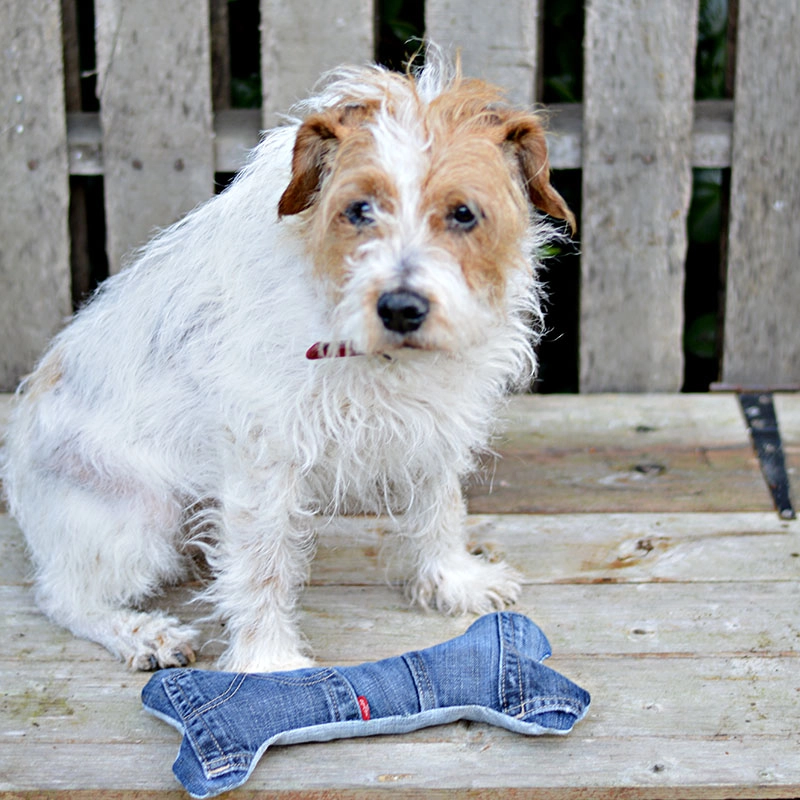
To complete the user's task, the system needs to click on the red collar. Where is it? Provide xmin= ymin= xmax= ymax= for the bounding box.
xmin=305 ymin=341 xmax=362 ymax=359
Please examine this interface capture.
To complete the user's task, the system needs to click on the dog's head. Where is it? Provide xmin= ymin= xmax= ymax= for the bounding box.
xmin=278 ymin=56 xmax=573 ymax=358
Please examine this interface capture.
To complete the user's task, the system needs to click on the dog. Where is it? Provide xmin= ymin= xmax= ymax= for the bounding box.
xmin=2 ymin=47 xmax=573 ymax=672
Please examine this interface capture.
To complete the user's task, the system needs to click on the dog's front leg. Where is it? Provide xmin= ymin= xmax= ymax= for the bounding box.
xmin=402 ymin=473 xmax=522 ymax=616
xmin=211 ymin=464 xmax=315 ymax=672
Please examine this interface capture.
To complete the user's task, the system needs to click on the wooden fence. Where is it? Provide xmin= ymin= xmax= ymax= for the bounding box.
xmin=1 ymin=0 xmax=798 ymax=393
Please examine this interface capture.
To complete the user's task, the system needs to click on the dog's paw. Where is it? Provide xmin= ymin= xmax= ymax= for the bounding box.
xmin=123 ymin=616 xmax=198 ymax=671
xmin=408 ymin=553 xmax=522 ymax=616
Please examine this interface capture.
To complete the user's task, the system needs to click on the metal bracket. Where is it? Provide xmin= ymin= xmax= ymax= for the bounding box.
xmin=738 ymin=392 xmax=795 ymax=520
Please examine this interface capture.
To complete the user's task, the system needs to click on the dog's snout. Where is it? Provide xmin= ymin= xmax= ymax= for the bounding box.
xmin=377 ymin=290 xmax=430 ymax=334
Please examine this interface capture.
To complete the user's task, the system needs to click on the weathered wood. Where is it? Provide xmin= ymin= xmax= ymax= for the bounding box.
xmin=425 ymin=0 xmax=542 ymax=105
xmin=94 ymin=0 xmax=215 ymax=273
xmin=1 ymin=730 xmax=799 ymax=797
xmin=544 ymin=103 xmax=582 ymax=169
xmin=3 ymin=652 xmax=799 ymax=744
xmin=260 ymin=0 xmax=373 ymax=127
xmin=62 ymin=101 xmax=735 ymax=178
xmin=4 ymin=576 xmax=800 ymax=666
xmin=580 ymin=0 xmax=699 ymax=392
xmin=214 ymin=109 xmax=262 ymax=173
xmin=0 ymin=0 xmax=72 ymax=391
xmin=692 ymin=100 xmax=733 ymax=168
xmin=66 ymin=112 xmax=103 ymax=176
xmin=2 ymin=393 xmax=799 ymax=798
xmin=722 ymin=3 xmax=800 ymax=386
xmin=3 ymin=392 xmax=795 ymax=516
xmin=3 ymin=502 xmax=789 ymax=591
xmin=471 ymin=393 xmax=774 ymax=513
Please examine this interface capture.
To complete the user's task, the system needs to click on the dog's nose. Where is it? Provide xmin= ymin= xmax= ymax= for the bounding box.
xmin=377 ymin=290 xmax=430 ymax=333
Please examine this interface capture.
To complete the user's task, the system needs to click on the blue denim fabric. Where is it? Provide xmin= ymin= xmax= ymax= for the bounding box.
xmin=142 ymin=612 xmax=590 ymax=798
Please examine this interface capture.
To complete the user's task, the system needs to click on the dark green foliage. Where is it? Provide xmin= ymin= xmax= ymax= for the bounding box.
xmin=541 ymin=0 xmax=584 ymax=103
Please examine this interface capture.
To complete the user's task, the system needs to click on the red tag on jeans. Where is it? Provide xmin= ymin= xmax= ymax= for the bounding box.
xmin=357 ymin=695 xmax=370 ymax=721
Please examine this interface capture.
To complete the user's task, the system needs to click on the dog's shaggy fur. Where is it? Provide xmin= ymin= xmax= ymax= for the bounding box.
xmin=2 ymin=49 xmax=573 ymax=671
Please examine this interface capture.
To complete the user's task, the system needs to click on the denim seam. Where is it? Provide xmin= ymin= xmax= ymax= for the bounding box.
xmin=512 ymin=696 xmax=587 ymax=719
xmin=180 ymin=673 xmax=248 ymax=720
xmin=196 ymin=701 xmax=587 ymax=784
xmin=198 ymin=671 xmax=356 ymax=772
xmin=402 ymin=652 xmax=436 ymax=711
xmin=498 ymin=613 xmax=520 ymax=716
xmin=248 ymin=668 xmax=340 ymax=688
xmin=331 ymin=669 xmax=362 ymax=722
xmin=167 ymin=675 xmax=242 ymax=772
xmin=325 ymin=673 xmax=343 ymax=723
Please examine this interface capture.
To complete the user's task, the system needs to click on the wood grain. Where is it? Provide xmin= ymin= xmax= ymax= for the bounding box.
xmin=260 ymin=0 xmax=373 ymax=127
xmin=1 ymin=396 xmax=799 ymax=797
xmin=470 ymin=393 xmax=773 ymax=513
xmin=425 ymin=0 xmax=542 ymax=105
xmin=722 ymin=2 xmax=800 ymax=386
xmin=61 ymin=100 xmax=735 ymax=177
xmin=0 ymin=0 xmax=71 ymax=391
xmin=94 ymin=0 xmax=215 ymax=272
xmin=580 ymin=0 xmax=699 ymax=391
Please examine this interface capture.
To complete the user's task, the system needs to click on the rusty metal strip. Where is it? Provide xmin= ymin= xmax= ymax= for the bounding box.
xmin=738 ymin=392 xmax=795 ymax=520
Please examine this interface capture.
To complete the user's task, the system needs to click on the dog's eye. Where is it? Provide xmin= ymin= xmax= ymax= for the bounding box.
xmin=448 ymin=204 xmax=479 ymax=231
xmin=344 ymin=201 xmax=375 ymax=227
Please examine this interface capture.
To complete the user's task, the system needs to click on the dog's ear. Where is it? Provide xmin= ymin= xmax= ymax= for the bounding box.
xmin=501 ymin=115 xmax=576 ymax=234
xmin=278 ymin=104 xmax=375 ymax=217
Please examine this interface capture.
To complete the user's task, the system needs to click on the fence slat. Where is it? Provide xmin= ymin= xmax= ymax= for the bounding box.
xmin=580 ymin=0 xmax=699 ymax=392
xmin=425 ymin=0 xmax=542 ymax=106
xmin=94 ymin=0 xmax=214 ymax=273
xmin=722 ymin=4 xmax=800 ymax=387
xmin=64 ymin=100 xmax=735 ymax=177
xmin=260 ymin=0 xmax=373 ymax=127
xmin=0 ymin=0 xmax=71 ymax=391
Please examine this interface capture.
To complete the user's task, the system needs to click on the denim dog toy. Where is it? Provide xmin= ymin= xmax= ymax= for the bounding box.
xmin=142 ymin=612 xmax=590 ymax=798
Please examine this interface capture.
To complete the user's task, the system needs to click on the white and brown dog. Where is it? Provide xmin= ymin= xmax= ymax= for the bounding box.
xmin=2 ymin=48 xmax=573 ymax=671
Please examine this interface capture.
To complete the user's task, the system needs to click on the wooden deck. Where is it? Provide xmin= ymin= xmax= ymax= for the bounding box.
xmin=1 ymin=392 xmax=798 ymax=798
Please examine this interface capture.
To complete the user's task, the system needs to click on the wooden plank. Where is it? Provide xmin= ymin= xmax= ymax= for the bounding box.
xmin=2 ymin=728 xmax=799 ymax=797
xmin=3 ymin=573 xmax=800 ymax=796
xmin=425 ymin=0 xmax=541 ymax=105
xmin=2 ymin=391 xmax=800 ymax=798
xmin=62 ymin=101 xmax=734 ymax=177
xmin=722 ymin=3 xmax=800 ymax=386
xmin=4 ymin=510 xmax=798 ymax=665
xmin=260 ymin=0 xmax=373 ymax=127
xmin=497 ymin=393 xmax=752 ymax=448
xmin=471 ymin=393 xmax=771 ymax=513
xmin=3 ymin=652 xmax=799 ymax=742
xmin=0 ymin=0 xmax=71 ymax=391
xmin=214 ymin=109 xmax=262 ymax=173
xmin=545 ymin=103 xmax=582 ymax=169
xmin=580 ymin=0 xmax=699 ymax=392
xmin=94 ymin=0 xmax=215 ymax=273
xmin=4 ymin=507 xmax=797 ymax=593
xmin=1 ymin=738 xmax=799 ymax=799
xmin=4 ymin=392 xmax=794 ymax=513
xmin=470 ymin=442 xmax=767 ymax=513
xmin=307 ymin=512 xmax=798 ymax=589
xmin=4 ymin=577 xmax=800 ymax=666
xmin=67 ymin=112 xmax=103 ymax=176
xmin=692 ymin=99 xmax=733 ymax=168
